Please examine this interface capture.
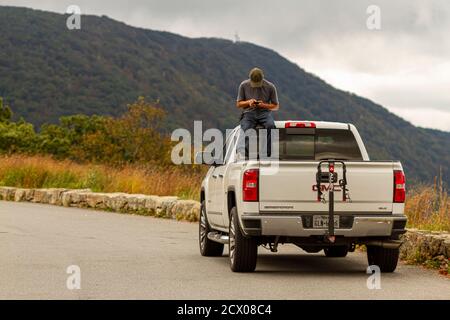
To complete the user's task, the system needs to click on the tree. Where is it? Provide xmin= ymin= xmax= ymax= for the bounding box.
xmin=0 ymin=97 xmax=38 ymax=153
xmin=109 ymin=96 xmax=169 ymax=164
xmin=39 ymin=114 xmax=108 ymax=158
xmin=75 ymin=97 xmax=171 ymax=165
xmin=0 ymin=97 xmax=12 ymax=122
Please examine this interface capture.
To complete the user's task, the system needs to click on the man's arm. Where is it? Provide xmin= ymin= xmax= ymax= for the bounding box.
xmin=236 ymin=82 xmax=251 ymax=109
xmin=259 ymin=84 xmax=279 ymax=110
xmin=236 ymin=99 xmax=257 ymax=109
xmin=259 ymin=102 xmax=279 ymax=111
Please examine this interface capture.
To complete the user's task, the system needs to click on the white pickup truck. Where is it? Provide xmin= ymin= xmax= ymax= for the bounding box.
xmin=197 ymin=121 xmax=407 ymax=272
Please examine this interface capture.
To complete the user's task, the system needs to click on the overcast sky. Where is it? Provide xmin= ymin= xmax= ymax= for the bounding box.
xmin=2 ymin=0 xmax=449 ymax=131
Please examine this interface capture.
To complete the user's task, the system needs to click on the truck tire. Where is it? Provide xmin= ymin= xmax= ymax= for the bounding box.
xmin=324 ymin=246 xmax=349 ymax=257
xmin=199 ymin=201 xmax=224 ymax=257
xmin=229 ymin=207 xmax=257 ymax=272
xmin=367 ymin=246 xmax=399 ymax=272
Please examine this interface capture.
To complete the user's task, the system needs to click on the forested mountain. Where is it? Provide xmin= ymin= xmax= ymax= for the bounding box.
xmin=0 ymin=6 xmax=448 ymax=184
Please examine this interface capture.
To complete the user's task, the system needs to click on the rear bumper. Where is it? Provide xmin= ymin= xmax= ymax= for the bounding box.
xmin=241 ymin=214 xmax=407 ymax=238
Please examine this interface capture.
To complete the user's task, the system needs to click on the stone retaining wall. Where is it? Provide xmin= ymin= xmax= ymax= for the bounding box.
xmin=0 ymin=186 xmax=200 ymax=222
xmin=400 ymin=229 xmax=450 ymax=261
xmin=1 ymin=186 xmax=449 ymax=261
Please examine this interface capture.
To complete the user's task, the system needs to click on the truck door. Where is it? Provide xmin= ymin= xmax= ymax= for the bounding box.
xmin=209 ymin=129 xmax=238 ymax=228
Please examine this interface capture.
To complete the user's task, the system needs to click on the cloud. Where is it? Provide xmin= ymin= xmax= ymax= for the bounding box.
xmin=1 ymin=0 xmax=449 ymax=130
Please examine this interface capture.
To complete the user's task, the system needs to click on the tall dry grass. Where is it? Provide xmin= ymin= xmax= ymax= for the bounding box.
xmin=0 ymin=154 xmax=205 ymax=200
xmin=405 ymin=172 xmax=449 ymax=231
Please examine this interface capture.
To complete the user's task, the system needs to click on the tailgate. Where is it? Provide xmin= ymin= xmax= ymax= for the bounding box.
xmin=259 ymin=161 xmax=394 ymax=213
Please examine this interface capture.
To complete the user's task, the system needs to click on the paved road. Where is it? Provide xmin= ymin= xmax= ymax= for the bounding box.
xmin=0 ymin=201 xmax=449 ymax=299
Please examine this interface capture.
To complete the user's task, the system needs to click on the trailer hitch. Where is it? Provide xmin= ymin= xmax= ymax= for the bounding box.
xmin=315 ymin=160 xmax=350 ymax=242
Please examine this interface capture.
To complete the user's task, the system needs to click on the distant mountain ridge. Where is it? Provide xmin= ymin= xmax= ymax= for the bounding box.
xmin=0 ymin=6 xmax=448 ymax=184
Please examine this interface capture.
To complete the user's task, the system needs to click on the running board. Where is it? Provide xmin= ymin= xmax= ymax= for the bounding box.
xmin=207 ymin=232 xmax=229 ymax=244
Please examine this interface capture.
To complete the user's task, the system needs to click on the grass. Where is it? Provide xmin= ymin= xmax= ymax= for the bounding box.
xmin=0 ymin=154 xmax=448 ymax=231
xmin=0 ymin=154 xmax=205 ymax=200
xmin=405 ymin=172 xmax=449 ymax=231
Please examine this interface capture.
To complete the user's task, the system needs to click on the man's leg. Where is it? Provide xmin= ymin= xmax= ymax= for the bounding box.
xmin=257 ymin=111 xmax=276 ymax=159
xmin=237 ymin=112 xmax=257 ymax=159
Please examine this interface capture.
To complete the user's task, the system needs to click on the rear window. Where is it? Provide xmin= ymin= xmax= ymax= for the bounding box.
xmin=278 ymin=129 xmax=363 ymax=161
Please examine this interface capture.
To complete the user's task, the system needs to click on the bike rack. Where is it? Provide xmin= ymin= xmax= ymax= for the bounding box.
xmin=315 ymin=160 xmax=351 ymax=243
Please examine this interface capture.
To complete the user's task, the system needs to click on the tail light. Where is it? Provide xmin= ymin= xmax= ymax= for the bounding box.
xmin=243 ymin=169 xmax=259 ymax=202
xmin=393 ymin=170 xmax=406 ymax=203
xmin=285 ymin=121 xmax=316 ymax=128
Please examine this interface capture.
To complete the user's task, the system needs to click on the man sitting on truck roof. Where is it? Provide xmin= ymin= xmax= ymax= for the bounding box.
xmin=236 ymin=67 xmax=279 ymax=159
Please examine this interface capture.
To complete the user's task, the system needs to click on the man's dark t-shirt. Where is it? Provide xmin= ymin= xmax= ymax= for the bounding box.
xmin=236 ymin=79 xmax=279 ymax=113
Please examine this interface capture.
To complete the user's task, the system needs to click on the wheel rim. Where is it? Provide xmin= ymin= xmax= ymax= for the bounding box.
xmin=199 ymin=206 xmax=207 ymax=251
xmin=229 ymin=214 xmax=236 ymax=264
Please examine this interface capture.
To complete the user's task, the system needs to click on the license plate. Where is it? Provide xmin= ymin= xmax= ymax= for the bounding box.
xmin=313 ymin=215 xmax=339 ymax=229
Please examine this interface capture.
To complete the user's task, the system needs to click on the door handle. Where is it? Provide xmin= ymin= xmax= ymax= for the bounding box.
xmin=212 ymin=174 xmax=218 ymax=179
xmin=218 ymin=174 xmax=224 ymax=178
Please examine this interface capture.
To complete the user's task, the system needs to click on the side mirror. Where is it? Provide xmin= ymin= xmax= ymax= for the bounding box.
xmin=195 ymin=151 xmax=223 ymax=166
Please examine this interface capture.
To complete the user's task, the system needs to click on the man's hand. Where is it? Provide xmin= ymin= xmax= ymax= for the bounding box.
xmin=236 ymin=99 xmax=279 ymax=110
xmin=248 ymin=99 xmax=258 ymax=107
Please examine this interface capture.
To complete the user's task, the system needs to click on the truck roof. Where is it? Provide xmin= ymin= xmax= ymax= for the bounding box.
xmin=274 ymin=121 xmax=350 ymax=130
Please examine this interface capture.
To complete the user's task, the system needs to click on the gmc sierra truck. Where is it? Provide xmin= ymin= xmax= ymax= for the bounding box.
xmin=197 ymin=121 xmax=407 ymax=272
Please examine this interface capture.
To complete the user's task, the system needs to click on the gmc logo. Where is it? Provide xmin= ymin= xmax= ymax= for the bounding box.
xmin=312 ymin=184 xmax=342 ymax=192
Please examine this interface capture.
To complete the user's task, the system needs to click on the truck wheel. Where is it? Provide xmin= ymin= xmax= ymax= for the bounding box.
xmin=324 ymin=246 xmax=349 ymax=257
xmin=199 ymin=201 xmax=224 ymax=257
xmin=367 ymin=246 xmax=399 ymax=272
xmin=229 ymin=207 xmax=257 ymax=272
